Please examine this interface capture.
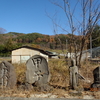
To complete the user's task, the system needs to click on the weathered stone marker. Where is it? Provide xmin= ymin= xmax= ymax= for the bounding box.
xmin=69 ymin=59 xmax=78 ymax=90
xmin=0 ymin=61 xmax=16 ymax=89
xmin=91 ymin=66 xmax=100 ymax=91
xmin=25 ymin=55 xmax=50 ymax=91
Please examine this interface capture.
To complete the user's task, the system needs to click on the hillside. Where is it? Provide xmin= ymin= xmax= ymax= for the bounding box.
xmin=0 ymin=32 xmax=70 ymax=50
xmin=0 ymin=31 xmax=99 ymax=56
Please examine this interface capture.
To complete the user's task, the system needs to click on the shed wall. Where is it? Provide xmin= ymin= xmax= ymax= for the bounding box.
xmin=12 ymin=48 xmax=48 ymax=63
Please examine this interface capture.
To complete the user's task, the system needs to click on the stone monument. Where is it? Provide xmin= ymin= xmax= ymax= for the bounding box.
xmin=0 ymin=61 xmax=17 ymax=89
xmin=25 ymin=55 xmax=50 ymax=91
xmin=91 ymin=66 xmax=100 ymax=91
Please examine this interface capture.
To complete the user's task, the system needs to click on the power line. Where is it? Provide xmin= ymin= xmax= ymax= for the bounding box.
xmin=92 ymin=36 xmax=100 ymax=41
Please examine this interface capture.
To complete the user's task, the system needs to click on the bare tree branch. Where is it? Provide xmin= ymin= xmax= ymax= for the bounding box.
xmin=47 ymin=0 xmax=100 ymax=67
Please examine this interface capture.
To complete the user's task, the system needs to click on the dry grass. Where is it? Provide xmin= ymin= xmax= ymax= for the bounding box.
xmin=13 ymin=63 xmax=26 ymax=84
xmin=48 ymin=59 xmax=69 ymax=88
xmin=79 ymin=61 xmax=100 ymax=88
xmin=0 ymin=58 xmax=100 ymax=99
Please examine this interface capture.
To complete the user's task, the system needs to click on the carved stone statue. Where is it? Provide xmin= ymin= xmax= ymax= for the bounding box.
xmin=69 ymin=59 xmax=78 ymax=90
xmin=25 ymin=55 xmax=50 ymax=91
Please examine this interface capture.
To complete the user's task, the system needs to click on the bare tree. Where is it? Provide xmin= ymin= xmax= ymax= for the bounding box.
xmin=46 ymin=11 xmax=66 ymax=53
xmin=48 ymin=0 xmax=100 ymax=67
xmin=0 ymin=27 xmax=6 ymax=34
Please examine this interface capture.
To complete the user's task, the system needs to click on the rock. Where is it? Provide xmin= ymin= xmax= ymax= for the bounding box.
xmin=30 ymin=93 xmax=57 ymax=98
xmin=83 ymin=95 xmax=94 ymax=99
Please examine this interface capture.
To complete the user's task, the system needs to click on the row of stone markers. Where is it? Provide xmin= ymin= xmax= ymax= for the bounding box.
xmin=0 ymin=55 xmax=50 ymax=91
xmin=0 ymin=55 xmax=100 ymax=91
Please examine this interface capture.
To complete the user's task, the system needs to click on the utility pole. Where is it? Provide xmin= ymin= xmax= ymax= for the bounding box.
xmin=89 ymin=0 xmax=92 ymax=59
xmin=66 ymin=39 xmax=68 ymax=57
xmin=90 ymin=35 xmax=92 ymax=58
xmin=66 ymin=39 xmax=67 ymax=51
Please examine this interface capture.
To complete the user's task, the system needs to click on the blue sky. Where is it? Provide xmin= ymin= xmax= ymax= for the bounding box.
xmin=0 ymin=0 xmax=100 ymax=35
xmin=0 ymin=0 xmax=61 ymax=35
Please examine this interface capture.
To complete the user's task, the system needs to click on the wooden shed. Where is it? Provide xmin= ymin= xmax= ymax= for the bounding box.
xmin=12 ymin=46 xmax=48 ymax=64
